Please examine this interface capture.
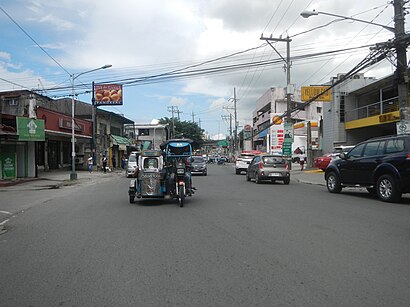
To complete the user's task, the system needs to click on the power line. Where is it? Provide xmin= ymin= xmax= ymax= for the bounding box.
xmin=0 ymin=6 xmax=71 ymax=77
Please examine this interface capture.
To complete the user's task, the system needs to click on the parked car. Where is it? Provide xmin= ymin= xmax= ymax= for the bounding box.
xmin=246 ymin=154 xmax=290 ymax=184
xmin=235 ymin=150 xmax=261 ymax=174
xmin=191 ymin=156 xmax=207 ymax=175
xmin=314 ymin=146 xmax=355 ymax=171
xmin=126 ymin=152 xmax=139 ymax=177
xmin=325 ymin=134 xmax=410 ymax=202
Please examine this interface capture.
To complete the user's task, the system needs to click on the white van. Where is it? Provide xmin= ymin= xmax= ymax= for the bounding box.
xmin=126 ymin=152 xmax=139 ymax=177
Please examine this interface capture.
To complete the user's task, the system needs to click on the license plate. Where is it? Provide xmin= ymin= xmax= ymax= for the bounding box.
xmin=269 ymin=173 xmax=281 ymax=177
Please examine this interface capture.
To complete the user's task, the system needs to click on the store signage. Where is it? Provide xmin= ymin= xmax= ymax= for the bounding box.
xmin=16 ymin=117 xmax=45 ymax=141
xmin=301 ymin=86 xmax=332 ymax=102
xmin=1 ymin=152 xmax=16 ymax=180
xmin=94 ymin=84 xmax=123 ymax=106
xmin=59 ymin=118 xmax=84 ymax=132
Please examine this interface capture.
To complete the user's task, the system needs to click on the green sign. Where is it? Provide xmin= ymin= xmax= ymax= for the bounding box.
xmin=282 ymin=141 xmax=292 ymax=156
xmin=1 ymin=152 xmax=16 ymax=180
xmin=17 ymin=117 xmax=45 ymax=141
xmin=284 ymin=123 xmax=293 ymax=143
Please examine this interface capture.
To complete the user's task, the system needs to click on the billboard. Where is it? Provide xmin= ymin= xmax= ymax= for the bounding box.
xmin=94 ymin=84 xmax=123 ymax=106
xmin=16 ymin=117 xmax=45 ymax=141
xmin=301 ymin=86 xmax=332 ymax=102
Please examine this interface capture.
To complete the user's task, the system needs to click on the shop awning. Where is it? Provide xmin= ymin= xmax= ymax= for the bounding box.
xmin=257 ymin=129 xmax=268 ymax=138
xmin=111 ymin=135 xmax=131 ymax=150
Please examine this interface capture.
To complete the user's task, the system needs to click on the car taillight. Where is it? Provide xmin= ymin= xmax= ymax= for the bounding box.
xmin=258 ymin=161 xmax=263 ymax=169
xmin=407 ymin=153 xmax=410 ymax=160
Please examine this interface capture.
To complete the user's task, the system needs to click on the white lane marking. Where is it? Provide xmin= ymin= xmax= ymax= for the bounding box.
xmin=0 ymin=211 xmax=12 ymax=215
xmin=0 ymin=219 xmax=10 ymax=225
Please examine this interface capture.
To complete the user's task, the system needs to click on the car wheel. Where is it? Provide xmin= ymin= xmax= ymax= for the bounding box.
xmin=246 ymin=172 xmax=250 ymax=181
xmin=283 ymin=178 xmax=290 ymax=185
xmin=235 ymin=169 xmax=240 ymax=175
xmin=203 ymin=172 xmax=207 ymax=176
xmin=326 ymin=172 xmax=342 ymax=193
xmin=255 ymin=172 xmax=261 ymax=184
xmin=376 ymin=174 xmax=402 ymax=203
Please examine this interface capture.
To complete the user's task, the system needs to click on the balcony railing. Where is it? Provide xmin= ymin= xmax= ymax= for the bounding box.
xmin=345 ymin=96 xmax=399 ymax=122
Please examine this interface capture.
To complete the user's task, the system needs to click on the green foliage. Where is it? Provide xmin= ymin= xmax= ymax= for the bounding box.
xmin=159 ymin=117 xmax=204 ymax=148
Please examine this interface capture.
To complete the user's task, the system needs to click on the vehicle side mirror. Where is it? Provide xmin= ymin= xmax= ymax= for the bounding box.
xmin=339 ymin=152 xmax=347 ymax=159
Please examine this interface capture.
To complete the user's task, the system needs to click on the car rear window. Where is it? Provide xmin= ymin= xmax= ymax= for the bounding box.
xmin=193 ymin=157 xmax=204 ymax=163
xmin=263 ymin=156 xmax=284 ymax=164
xmin=128 ymin=154 xmax=137 ymax=162
xmin=240 ymin=154 xmax=254 ymax=159
xmin=385 ymin=139 xmax=405 ymax=154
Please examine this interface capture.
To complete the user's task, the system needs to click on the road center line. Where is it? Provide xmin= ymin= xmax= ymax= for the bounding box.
xmin=0 ymin=211 xmax=12 ymax=215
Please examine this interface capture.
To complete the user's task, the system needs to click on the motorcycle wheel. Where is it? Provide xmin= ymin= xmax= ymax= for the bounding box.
xmin=179 ymin=186 xmax=185 ymax=207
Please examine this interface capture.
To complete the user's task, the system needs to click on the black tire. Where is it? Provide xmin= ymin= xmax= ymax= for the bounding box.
xmin=179 ymin=186 xmax=185 ymax=207
xmin=255 ymin=173 xmax=261 ymax=184
xmin=376 ymin=174 xmax=402 ymax=203
xmin=246 ymin=172 xmax=251 ymax=181
xmin=235 ymin=169 xmax=240 ymax=175
xmin=283 ymin=178 xmax=290 ymax=185
xmin=326 ymin=172 xmax=342 ymax=193
xmin=203 ymin=172 xmax=207 ymax=176
xmin=129 ymin=195 xmax=135 ymax=203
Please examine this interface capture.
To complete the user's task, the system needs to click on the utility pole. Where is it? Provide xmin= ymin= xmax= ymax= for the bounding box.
xmin=234 ymin=88 xmax=238 ymax=154
xmin=222 ymin=114 xmax=233 ymax=155
xmin=168 ymin=106 xmax=179 ymax=139
xmin=260 ymin=34 xmax=293 ymax=168
xmin=191 ymin=111 xmax=195 ymax=123
xmin=394 ymin=0 xmax=409 ymax=121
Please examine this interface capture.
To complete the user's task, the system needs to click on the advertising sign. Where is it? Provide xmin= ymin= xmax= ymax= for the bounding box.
xmin=16 ymin=117 xmax=45 ymax=141
xmin=94 ymin=84 xmax=123 ymax=106
xmin=301 ymin=86 xmax=332 ymax=102
xmin=1 ymin=152 xmax=16 ymax=180
xmin=397 ymin=120 xmax=410 ymax=134
xmin=270 ymin=124 xmax=284 ymax=153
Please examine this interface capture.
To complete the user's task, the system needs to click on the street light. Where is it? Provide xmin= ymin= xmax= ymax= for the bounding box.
xmin=70 ymin=64 xmax=112 ymax=180
xmin=300 ymin=10 xmax=395 ymax=33
xmin=301 ymin=2 xmax=409 ymax=123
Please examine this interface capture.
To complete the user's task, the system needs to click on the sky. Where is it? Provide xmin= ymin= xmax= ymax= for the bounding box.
xmin=0 ymin=0 xmax=407 ymax=139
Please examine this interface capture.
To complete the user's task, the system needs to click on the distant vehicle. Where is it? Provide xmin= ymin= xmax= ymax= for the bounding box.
xmin=235 ymin=150 xmax=261 ymax=174
xmin=325 ymin=134 xmax=410 ymax=202
xmin=314 ymin=145 xmax=355 ymax=171
xmin=191 ymin=156 xmax=207 ymax=176
xmin=246 ymin=153 xmax=290 ymax=184
xmin=126 ymin=152 xmax=139 ymax=177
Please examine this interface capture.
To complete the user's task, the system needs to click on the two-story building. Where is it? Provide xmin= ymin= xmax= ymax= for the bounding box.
xmin=252 ymin=87 xmax=323 ymax=153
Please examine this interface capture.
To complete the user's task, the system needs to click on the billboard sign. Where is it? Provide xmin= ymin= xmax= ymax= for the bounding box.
xmin=16 ymin=117 xmax=45 ymax=141
xmin=94 ymin=84 xmax=123 ymax=106
xmin=301 ymin=86 xmax=332 ymax=102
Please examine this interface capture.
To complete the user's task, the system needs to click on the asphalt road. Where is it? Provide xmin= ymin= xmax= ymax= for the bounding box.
xmin=1 ymin=164 xmax=410 ymax=306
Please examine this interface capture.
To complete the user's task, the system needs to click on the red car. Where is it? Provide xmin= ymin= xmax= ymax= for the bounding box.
xmin=314 ymin=146 xmax=355 ymax=171
xmin=314 ymin=153 xmax=336 ymax=171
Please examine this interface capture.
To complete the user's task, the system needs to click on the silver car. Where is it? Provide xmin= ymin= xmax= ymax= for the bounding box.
xmin=246 ymin=154 xmax=290 ymax=184
xmin=126 ymin=152 xmax=139 ymax=177
xmin=191 ymin=156 xmax=207 ymax=176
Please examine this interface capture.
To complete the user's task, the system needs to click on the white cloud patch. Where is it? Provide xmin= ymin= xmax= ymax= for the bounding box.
xmin=169 ymin=97 xmax=187 ymax=106
xmin=0 ymin=52 xmax=11 ymax=61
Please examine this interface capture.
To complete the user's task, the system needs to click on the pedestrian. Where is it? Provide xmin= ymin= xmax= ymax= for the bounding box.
xmin=102 ymin=154 xmax=108 ymax=173
xmin=112 ymin=155 xmax=116 ymax=169
xmin=87 ymin=154 xmax=93 ymax=173
xmin=299 ymin=154 xmax=305 ymax=171
xmin=121 ymin=155 xmax=126 ymax=169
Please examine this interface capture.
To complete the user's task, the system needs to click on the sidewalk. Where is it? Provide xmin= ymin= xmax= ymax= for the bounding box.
xmin=0 ymin=168 xmax=126 ymax=191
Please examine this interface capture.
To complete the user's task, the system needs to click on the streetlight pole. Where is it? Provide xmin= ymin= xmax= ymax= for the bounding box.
xmin=301 ymin=0 xmax=409 ymax=122
xmin=70 ymin=64 xmax=112 ymax=181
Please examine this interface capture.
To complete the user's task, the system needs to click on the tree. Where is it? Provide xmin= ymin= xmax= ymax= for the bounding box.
xmin=159 ymin=117 xmax=204 ymax=148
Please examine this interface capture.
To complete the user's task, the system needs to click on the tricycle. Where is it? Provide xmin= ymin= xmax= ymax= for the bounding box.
xmin=128 ymin=139 xmax=196 ymax=207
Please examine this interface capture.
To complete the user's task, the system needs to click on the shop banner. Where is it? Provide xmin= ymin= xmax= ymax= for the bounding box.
xmin=17 ymin=117 xmax=45 ymax=141
xmin=1 ymin=152 xmax=16 ymax=180
xmin=94 ymin=84 xmax=123 ymax=106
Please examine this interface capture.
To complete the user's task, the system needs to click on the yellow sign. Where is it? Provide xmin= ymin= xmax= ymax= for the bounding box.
xmin=301 ymin=86 xmax=332 ymax=102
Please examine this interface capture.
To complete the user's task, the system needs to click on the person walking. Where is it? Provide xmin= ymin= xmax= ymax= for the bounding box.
xmin=299 ymin=154 xmax=306 ymax=171
xmin=102 ymin=155 xmax=108 ymax=173
xmin=87 ymin=154 xmax=93 ymax=173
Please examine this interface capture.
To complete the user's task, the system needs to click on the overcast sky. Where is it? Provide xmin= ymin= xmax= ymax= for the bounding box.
xmin=0 ymin=0 xmax=406 ymax=139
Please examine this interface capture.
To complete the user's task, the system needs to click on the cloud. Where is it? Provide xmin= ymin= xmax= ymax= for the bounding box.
xmin=169 ymin=97 xmax=187 ymax=106
xmin=0 ymin=52 xmax=11 ymax=61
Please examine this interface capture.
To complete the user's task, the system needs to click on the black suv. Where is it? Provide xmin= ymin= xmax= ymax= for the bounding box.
xmin=325 ymin=134 xmax=410 ymax=202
